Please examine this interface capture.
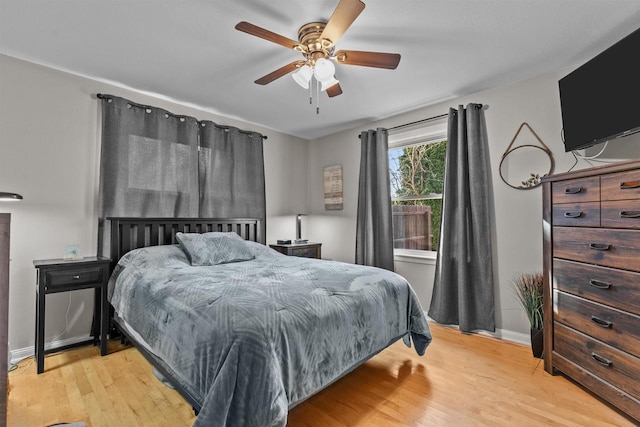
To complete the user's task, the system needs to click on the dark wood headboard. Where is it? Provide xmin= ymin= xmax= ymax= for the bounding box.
xmin=106 ymin=216 xmax=264 ymax=412
xmin=108 ymin=217 xmax=263 ymax=264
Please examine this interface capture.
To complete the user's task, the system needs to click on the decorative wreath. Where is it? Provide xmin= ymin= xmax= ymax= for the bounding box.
xmin=499 ymin=122 xmax=554 ymax=190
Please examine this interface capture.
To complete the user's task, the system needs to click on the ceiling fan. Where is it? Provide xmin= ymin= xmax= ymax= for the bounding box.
xmin=235 ymin=0 xmax=401 ymax=99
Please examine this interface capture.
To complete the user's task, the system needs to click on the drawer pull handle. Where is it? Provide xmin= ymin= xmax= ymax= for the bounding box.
xmin=619 ymin=211 xmax=640 ymax=218
xmin=620 ymin=180 xmax=640 ymax=189
xmin=588 ymin=243 xmax=610 ymax=251
xmin=72 ymin=275 xmax=81 ymax=280
xmin=564 ymin=187 xmax=583 ymax=194
xmin=589 ymin=279 xmax=611 ymax=290
xmin=590 ymin=316 xmax=612 ymax=328
xmin=590 ymin=352 xmax=612 ymax=367
xmin=563 ymin=211 xmax=583 ymax=218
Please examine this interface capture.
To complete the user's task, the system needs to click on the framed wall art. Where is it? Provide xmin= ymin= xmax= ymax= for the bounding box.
xmin=324 ymin=165 xmax=343 ymax=210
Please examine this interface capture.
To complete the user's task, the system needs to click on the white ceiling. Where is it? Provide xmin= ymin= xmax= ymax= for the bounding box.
xmin=1 ymin=1 xmax=640 ymax=140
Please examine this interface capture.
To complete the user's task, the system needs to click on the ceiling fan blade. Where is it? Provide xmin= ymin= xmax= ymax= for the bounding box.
xmin=255 ymin=61 xmax=306 ymax=85
xmin=326 ymin=83 xmax=343 ymax=97
xmin=334 ymin=50 xmax=401 ymax=69
xmin=320 ymin=0 xmax=365 ymax=46
xmin=235 ymin=21 xmax=305 ymax=51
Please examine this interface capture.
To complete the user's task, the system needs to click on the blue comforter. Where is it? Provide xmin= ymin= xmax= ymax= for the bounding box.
xmin=108 ymin=241 xmax=431 ymax=426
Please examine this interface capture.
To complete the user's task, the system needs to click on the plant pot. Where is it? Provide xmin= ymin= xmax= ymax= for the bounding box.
xmin=530 ymin=327 xmax=544 ymax=359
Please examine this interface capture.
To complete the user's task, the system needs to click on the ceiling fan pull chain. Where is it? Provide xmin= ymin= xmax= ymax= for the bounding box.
xmin=309 ymin=78 xmax=313 ymax=105
xmin=316 ymin=78 xmax=320 ymax=114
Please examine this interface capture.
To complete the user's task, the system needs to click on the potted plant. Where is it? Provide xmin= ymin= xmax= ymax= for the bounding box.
xmin=513 ymin=272 xmax=544 ymax=358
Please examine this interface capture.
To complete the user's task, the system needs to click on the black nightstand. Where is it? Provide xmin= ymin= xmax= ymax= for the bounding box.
xmin=269 ymin=242 xmax=322 ymax=259
xmin=33 ymin=256 xmax=111 ymax=374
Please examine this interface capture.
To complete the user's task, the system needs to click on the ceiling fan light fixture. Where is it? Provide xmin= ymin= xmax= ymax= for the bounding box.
xmin=321 ymin=77 xmax=340 ymax=91
xmin=313 ymin=58 xmax=335 ymax=82
xmin=236 ymin=0 xmax=401 ymax=99
xmin=292 ymin=64 xmax=313 ymax=89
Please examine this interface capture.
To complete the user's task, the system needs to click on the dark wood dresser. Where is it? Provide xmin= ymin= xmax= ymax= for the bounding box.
xmin=542 ymin=159 xmax=640 ymax=422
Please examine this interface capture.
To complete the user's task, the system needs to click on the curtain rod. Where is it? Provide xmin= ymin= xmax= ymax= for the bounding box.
xmin=357 ymin=112 xmax=446 ymax=139
xmin=357 ymin=104 xmax=483 ymax=138
xmin=387 ymin=112 xmax=449 ymax=132
xmin=96 ymin=93 xmax=268 ymax=140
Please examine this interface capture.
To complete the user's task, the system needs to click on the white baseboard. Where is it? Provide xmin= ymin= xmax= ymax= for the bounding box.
xmin=10 ymin=334 xmax=92 ymax=365
xmin=9 ymin=317 xmax=531 ymax=365
xmin=425 ymin=313 xmax=530 ymax=346
xmin=487 ymin=328 xmax=530 ymax=345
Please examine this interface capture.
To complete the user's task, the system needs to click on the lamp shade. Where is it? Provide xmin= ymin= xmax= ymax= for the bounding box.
xmin=321 ymin=77 xmax=340 ymax=91
xmin=0 ymin=192 xmax=23 ymax=202
xmin=292 ymin=65 xmax=313 ymax=89
xmin=313 ymin=58 xmax=335 ymax=82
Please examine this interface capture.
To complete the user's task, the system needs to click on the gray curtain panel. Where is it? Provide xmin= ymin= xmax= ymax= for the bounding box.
xmin=199 ymin=122 xmax=266 ymax=241
xmin=355 ymin=128 xmax=395 ymax=271
xmin=98 ymin=96 xmax=200 ymax=256
xmin=428 ymin=104 xmax=495 ymax=333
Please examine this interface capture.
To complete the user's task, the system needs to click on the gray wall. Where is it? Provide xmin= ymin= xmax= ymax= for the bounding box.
xmin=0 ymin=54 xmax=308 ymax=356
xmin=3 ymin=53 xmax=638 ymax=355
xmin=304 ymin=67 xmax=639 ymax=340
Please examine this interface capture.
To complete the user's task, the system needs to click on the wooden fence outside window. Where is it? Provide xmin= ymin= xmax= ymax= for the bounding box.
xmin=392 ymin=205 xmax=432 ymax=250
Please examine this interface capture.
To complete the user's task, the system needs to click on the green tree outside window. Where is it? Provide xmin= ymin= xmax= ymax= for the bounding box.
xmin=389 ymin=140 xmax=446 ymax=250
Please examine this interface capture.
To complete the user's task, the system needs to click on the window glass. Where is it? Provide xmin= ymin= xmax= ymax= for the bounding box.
xmin=388 ymin=120 xmax=447 ymax=251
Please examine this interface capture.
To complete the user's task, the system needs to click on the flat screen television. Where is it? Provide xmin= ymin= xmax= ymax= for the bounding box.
xmin=559 ymin=27 xmax=640 ymax=152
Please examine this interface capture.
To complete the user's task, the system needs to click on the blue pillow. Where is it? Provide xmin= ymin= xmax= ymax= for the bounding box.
xmin=176 ymin=232 xmax=255 ymax=266
xmin=121 ymin=244 xmax=190 ymax=269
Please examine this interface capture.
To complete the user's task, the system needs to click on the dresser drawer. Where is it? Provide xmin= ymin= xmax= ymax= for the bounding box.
xmin=601 ymin=199 xmax=640 ymax=229
xmin=554 ymin=259 xmax=640 ymax=316
xmin=45 ymin=266 xmax=105 ymax=289
xmin=554 ymin=322 xmax=640 ymax=401
xmin=552 ymin=176 xmax=600 ymax=204
xmin=602 ymin=169 xmax=640 ymax=201
xmin=555 ymin=291 xmax=640 ymax=358
xmin=552 ymin=202 xmax=600 ymax=227
xmin=553 ymin=227 xmax=640 ymax=272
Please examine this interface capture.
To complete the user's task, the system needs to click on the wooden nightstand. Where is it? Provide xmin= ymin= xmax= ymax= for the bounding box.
xmin=269 ymin=242 xmax=322 ymax=259
xmin=33 ymin=256 xmax=111 ymax=374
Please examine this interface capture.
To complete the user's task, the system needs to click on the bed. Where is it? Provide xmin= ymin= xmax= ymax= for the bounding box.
xmin=106 ymin=217 xmax=432 ymax=427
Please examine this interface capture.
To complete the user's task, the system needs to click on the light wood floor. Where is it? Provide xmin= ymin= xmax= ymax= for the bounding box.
xmin=8 ymin=323 xmax=636 ymax=427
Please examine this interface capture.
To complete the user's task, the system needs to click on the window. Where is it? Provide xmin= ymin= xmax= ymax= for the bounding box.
xmin=388 ymin=118 xmax=447 ymax=252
